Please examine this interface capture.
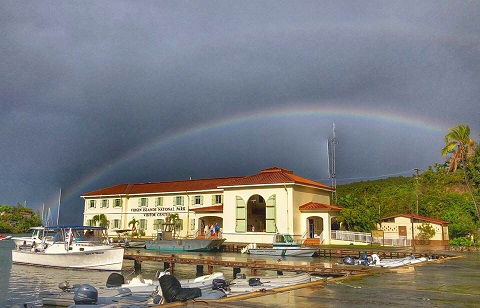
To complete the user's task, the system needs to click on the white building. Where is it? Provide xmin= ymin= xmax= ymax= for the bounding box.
xmin=81 ymin=167 xmax=341 ymax=245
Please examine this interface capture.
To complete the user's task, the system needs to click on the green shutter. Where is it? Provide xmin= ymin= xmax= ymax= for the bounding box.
xmin=200 ymin=195 xmax=204 ymax=205
xmin=235 ymin=196 xmax=246 ymax=232
xmin=190 ymin=219 xmax=195 ymax=230
xmin=212 ymin=195 xmax=215 ymax=204
xmin=173 ymin=197 xmax=176 ymax=206
xmin=266 ymin=194 xmax=276 ymax=233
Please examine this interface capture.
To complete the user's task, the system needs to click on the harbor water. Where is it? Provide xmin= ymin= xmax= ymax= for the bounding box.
xmin=1 ymin=237 xmax=480 ymax=307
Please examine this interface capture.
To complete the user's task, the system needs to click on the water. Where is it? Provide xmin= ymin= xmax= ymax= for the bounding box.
xmin=2 ymin=237 xmax=480 ymax=307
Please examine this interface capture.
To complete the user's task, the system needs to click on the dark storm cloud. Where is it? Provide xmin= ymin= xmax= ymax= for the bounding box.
xmin=1 ymin=1 xmax=479 ymax=223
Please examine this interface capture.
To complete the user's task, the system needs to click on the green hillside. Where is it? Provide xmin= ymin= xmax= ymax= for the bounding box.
xmin=335 ymin=163 xmax=478 ymax=238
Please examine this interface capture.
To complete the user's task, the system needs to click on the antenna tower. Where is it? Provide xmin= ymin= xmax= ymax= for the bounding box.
xmin=328 ymin=123 xmax=337 ymax=204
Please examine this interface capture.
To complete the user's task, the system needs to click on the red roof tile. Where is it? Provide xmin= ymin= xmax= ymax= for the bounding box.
xmin=81 ymin=167 xmax=334 ymax=197
xmin=380 ymin=213 xmax=450 ymax=225
xmin=81 ymin=177 xmax=242 ymax=197
xmin=221 ymin=167 xmax=334 ymax=191
xmin=299 ymin=202 xmax=342 ymax=211
xmin=191 ymin=205 xmax=223 ymax=213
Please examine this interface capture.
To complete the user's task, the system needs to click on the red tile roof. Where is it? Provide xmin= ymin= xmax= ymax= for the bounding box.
xmin=299 ymin=202 xmax=342 ymax=211
xmin=191 ymin=205 xmax=223 ymax=212
xmin=81 ymin=166 xmax=334 ymax=197
xmin=380 ymin=213 xmax=450 ymax=225
xmin=221 ymin=167 xmax=334 ymax=191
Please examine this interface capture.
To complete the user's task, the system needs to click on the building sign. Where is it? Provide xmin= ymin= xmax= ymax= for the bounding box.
xmin=130 ymin=206 xmax=187 ymax=217
xmin=371 ymin=230 xmax=384 ymax=238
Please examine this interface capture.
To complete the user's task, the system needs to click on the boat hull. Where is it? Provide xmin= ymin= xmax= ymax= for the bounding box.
xmin=12 ymin=247 xmax=124 ymax=271
xmin=229 ymin=272 xmax=311 ymax=293
xmin=145 ymin=238 xmax=226 ymax=252
xmin=248 ymin=247 xmax=318 ymax=257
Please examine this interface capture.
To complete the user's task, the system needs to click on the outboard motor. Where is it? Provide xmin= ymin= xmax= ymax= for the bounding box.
xmin=343 ymin=256 xmax=355 ymax=265
xmin=73 ymin=284 xmax=98 ymax=305
xmin=106 ymin=272 xmax=125 ymax=288
xmin=248 ymin=278 xmax=262 ymax=287
xmin=212 ymin=278 xmax=228 ymax=290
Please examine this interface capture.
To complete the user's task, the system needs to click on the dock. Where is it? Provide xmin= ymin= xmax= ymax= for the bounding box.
xmin=123 ymin=250 xmax=369 ymax=277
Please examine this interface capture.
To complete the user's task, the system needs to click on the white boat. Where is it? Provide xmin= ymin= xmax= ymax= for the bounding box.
xmin=11 ymin=226 xmax=124 ymax=271
xmin=243 ymin=233 xmax=318 ymax=257
xmin=106 ymin=270 xmax=227 ymax=295
xmin=370 ymin=254 xmax=429 ymax=268
xmin=229 ymin=272 xmax=312 ymax=293
xmin=0 ymin=234 xmax=12 ymax=241
xmin=10 ymin=226 xmax=52 ymax=248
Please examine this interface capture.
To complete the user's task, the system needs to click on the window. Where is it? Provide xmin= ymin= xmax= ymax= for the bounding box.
xmin=139 ymin=219 xmax=147 ymax=230
xmin=214 ymin=194 xmax=223 ymax=204
xmin=193 ymin=195 xmax=203 ymax=205
xmin=174 ymin=196 xmax=184 ymax=206
xmin=155 ymin=197 xmax=164 ymax=207
xmin=86 ymin=219 xmax=93 ymax=226
xmin=101 ymin=199 xmax=109 ymax=208
xmin=113 ymin=199 xmax=121 ymax=208
xmin=139 ymin=198 xmax=148 ymax=207
xmin=154 ymin=219 xmax=164 ymax=230
xmin=113 ymin=219 xmax=120 ymax=229
xmin=89 ymin=200 xmax=96 ymax=208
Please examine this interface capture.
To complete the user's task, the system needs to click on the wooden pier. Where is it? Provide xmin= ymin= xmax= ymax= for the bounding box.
xmin=123 ymin=251 xmax=369 ymax=277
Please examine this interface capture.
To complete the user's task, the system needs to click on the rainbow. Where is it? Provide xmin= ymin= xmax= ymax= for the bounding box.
xmin=51 ymin=104 xmax=449 ymax=217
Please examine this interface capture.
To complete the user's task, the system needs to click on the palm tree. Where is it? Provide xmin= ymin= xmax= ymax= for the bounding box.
xmin=92 ymin=214 xmax=109 ymax=228
xmin=128 ymin=218 xmax=139 ymax=231
xmin=441 ymin=125 xmax=479 ymax=219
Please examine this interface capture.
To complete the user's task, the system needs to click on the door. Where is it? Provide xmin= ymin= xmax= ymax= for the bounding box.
xmin=398 ymin=226 xmax=407 ymax=237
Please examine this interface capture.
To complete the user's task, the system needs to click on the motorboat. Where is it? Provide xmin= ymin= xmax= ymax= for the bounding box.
xmin=41 ymin=270 xmax=228 ymax=306
xmin=145 ymin=222 xmax=226 ymax=252
xmin=229 ymin=272 xmax=312 ymax=293
xmin=342 ymin=253 xmax=429 ymax=268
xmin=11 ymin=226 xmax=124 ymax=271
xmin=10 ymin=226 xmax=52 ymax=248
xmin=159 ymin=274 xmax=227 ymax=303
xmin=105 ymin=269 xmax=227 ymax=295
xmin=243 ymin=233 xmax=318 ymax=257
xmin=369 ymin=254 xmax=429 ymax=268
xmin=0 ymin=234 xmax=12 ymax=241
xmin=40 ymin=282 xmax=160 ymax=307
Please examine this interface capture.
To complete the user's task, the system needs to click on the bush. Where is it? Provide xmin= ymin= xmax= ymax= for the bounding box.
xmin=449 ymin=237 xmax=479 ymax=247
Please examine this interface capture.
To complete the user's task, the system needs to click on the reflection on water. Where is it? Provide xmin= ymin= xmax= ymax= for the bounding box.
xmin=2 ymin=237 xmax=480 ymax=307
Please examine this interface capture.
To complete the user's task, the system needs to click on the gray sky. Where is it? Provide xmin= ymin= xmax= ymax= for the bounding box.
xmin=1 ymin=1 xmax=479 ymax=224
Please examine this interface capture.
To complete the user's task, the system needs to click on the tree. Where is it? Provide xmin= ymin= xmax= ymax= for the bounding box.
xmin=441 ymin=125 xmax=479 ymax=220
xmin=416 ymin=223 xmax=436 ymax=244
xmin=128 ymin=218 xmax=139 ymax=230
xmin=92 ymin=214 xmax=109 ymax=228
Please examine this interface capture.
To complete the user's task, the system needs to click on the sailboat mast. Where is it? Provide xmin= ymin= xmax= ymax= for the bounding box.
xmin=57 ymin=189 xmax=61 ymax=225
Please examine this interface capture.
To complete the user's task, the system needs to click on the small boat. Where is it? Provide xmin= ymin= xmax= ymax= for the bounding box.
xmin=369 ymin=254 xmax=429 ymax=268
xmin=145 ymin=222 xmax=226 ymax=252
xmin=342 ymin=253 xmax=429 ymax=268
xmin=243 ymin=233 xmax=318 ymax=257
xmin=106 ymin=270 xmax=228 ymax=295
xmin=11 ymin=226 xmax=124 ymax=271
xmin=229 ymin=272 xmax=312 ymax=293
xmin=159 ymin=274 xmax=227 ymax=303
xmin=10 ymin=226 xmax=52 ymax=247
xmin=40 ymin=282 xmax=161 ymax=307
xmin=0 ymin=234 xmax=12 ymax=241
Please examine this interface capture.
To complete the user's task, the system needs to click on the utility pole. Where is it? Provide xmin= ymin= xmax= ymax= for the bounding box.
xmin=413 ymin=168 xmax=421 ymax=215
